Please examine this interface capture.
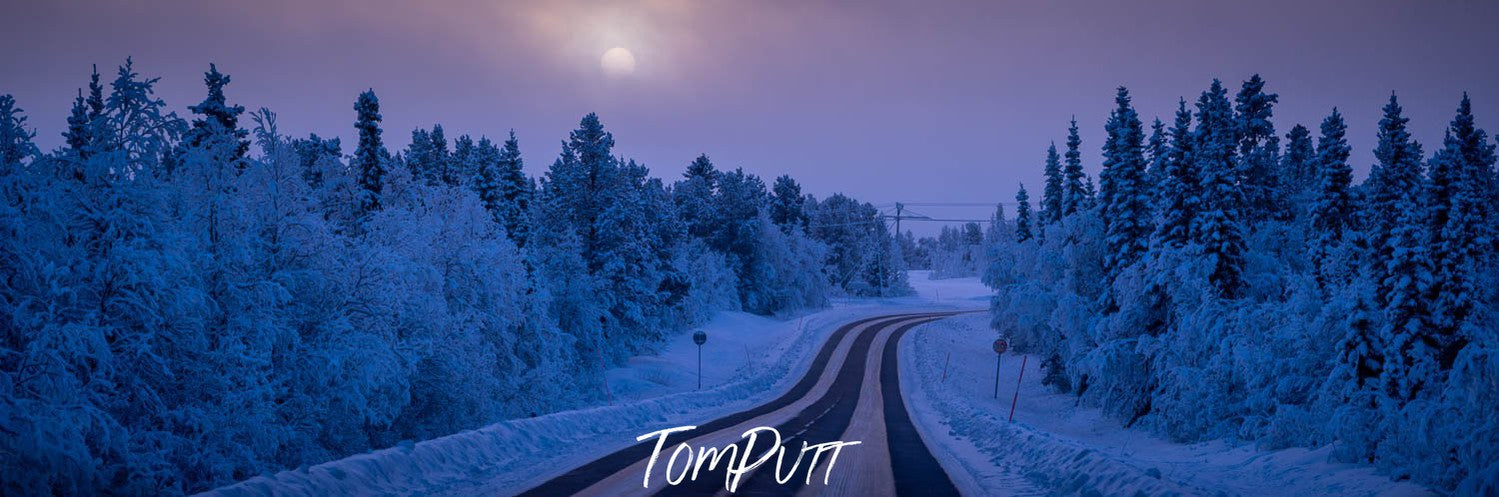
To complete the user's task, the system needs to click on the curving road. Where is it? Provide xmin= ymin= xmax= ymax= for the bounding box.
xmin=515 ymin=312 xmax=969 ymax=497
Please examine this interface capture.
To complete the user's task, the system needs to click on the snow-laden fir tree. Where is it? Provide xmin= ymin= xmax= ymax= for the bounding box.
xmin=1015 ymin=183 xmax=1033 ymax=242
xmin=770 ymin=174 xmax=808 ymax=231
xmin=1099 ymin=87 xmax=1150 ymax=284
xmin=1426 ymin=94 xmax=1495 ymax=367
xmin=1281 ymin=124 xmax=1316 ymax=199
xmin=1309 ymin=109 xmax=1354 ymax=286
xmin=1154 ymin=98 xmax=1197 ymax=248
xmin=0 ymin=95 xmax=37 ymax=169
xmin=1145 ymin=117 xmax=1167 ymax=193
xmin=1041 ymin=142 xmax=1063 ymax=225
xmin=1363 ymin=93 xmax=1425 ymax=300
xmin=1189 ymin=79 xmax=1247 ymax=297
xmin=496 ymin=131 xmax=532 ymax=246
xmin=674 ymin=154 xmax=718 ymax=240
xmin=1234 ymin=74 xmax=1281 ymax=221
xmin=1062 ymin=118 xmax=1088 ymax=216
xmin=182 ymin=64 xmax=249 ymax=173
xmin=353 ymin=89 xmax=387 ymax=214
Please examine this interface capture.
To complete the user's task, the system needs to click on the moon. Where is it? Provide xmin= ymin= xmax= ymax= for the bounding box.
xmin=601 ymin=47 xmax=636 ymax=77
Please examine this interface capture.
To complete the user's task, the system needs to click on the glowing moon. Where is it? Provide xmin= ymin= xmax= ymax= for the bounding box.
xmin=601 ymin=47 xmax=636 ymax=77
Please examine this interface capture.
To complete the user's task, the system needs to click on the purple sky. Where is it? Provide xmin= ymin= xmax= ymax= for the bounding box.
xmin=4 ymin=0 xmax=1496 ymax=233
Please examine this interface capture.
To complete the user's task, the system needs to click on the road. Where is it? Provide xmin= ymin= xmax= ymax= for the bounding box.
xmin=514 ymin=312 xmax=968 ymax=497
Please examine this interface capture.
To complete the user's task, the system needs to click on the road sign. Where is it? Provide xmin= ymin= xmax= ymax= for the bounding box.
xmin=693 ymin=330 xmax=707 ymax=346
xmin=992 ymin=338 xmax=1008 ymax=355
xmin=693 ymin=330 xmax=707 ymax=390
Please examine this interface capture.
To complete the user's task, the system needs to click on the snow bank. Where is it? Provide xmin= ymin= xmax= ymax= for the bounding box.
xmin=900 ymin=312 xmax=1435 ymax=496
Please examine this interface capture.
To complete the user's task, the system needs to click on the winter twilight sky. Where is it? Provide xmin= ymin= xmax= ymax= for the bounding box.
xmin=3 ymin=0 xmax=1497 ymax=231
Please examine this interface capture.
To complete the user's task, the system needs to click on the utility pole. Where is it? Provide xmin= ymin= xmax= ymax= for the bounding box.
xmin=895 ymin=202 xmax=903 ymax=237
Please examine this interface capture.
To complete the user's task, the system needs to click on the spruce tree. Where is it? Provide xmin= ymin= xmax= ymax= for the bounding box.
xmin=496 ymin=131 xmax=532 ymax=246
xmin=770 ymin=174 xmax=808 ymax=230
xmin=1309 ymin=109 xmax=1354 ymax=286
xmin=1014 ymin=183 xmax=1034 ymax=242
xmin=1099 ymin=87 xmax=1150 ymax=282
xmin=0 ymin=95 xmax=37 ymax=170
xmin=1234 ymin=74 xmax=1281 ymax=221
xmin=1146 ymin=117 xmax=1167 ymax=192
xmin=1189 ymin=80 xmax=1247 ymax=297
xmin=353 ymin=90 xmax=387 ymax=214
xmin=1155 ymin=98 xmax=1197 ymax=248
xmin=675 ymin=154 xmax=719 ymax=240
xmin=472 ymin=136 xmax=506 ymax=226
xmin=1281 ymin=124 xmax=1315 ymax=196
xmin=1041 ymin=142 xmax=1064 ymax=224
xmin=184 ymin=64 xmax=249 ymax=171
xmin=1062 ymin=117 xmax=1088 ymax=216
xmin=1426 ymin=94 xmax=1496 ymax=366
xmin=1364 ymin=93 xmax=1425 ymax=300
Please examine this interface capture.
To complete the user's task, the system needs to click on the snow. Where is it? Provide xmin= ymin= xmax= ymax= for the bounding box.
xmin=900 ymin=310 xmax=1437 ymax=496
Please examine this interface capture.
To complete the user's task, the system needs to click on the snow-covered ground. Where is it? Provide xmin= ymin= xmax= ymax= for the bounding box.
xmin=899 ymin=283 xmax=1435 ymax=496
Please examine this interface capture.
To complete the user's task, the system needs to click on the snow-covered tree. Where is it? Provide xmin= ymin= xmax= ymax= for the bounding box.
xmin=1099 ymin=87 xmax=1150 ymax=284
xmin=1281 ymin=124 xmax=1316 ymax=199
xmin=180 ymin=64 xmax=249 ymax=174
xmin=1309 ymin=109 xmax=1354 ymax=286
xmin=770 ymin=174 xmax=808 ymax=231
xmin=1041 ymin=142 xmax=1063 ymax=224
xmin=1015 ymin=183 xmax=1034 ymax=242
xmin=353 ymin=90 xmax=387 ymax=214
xmin=1189 ymin=79 xmax=1247 ymax=298
xmin=1426 ymin=94 xmax=1495 ymax=367
xmin=1154 ymin=99 xmax=1197 ymax=249
xmin=0 ymin=95 xmax=37 ymax=170
xmin=1234 ymin=74 xmax=1281 ymax=221
xmin=1062 ymin=118 xmax=1088 ymax=216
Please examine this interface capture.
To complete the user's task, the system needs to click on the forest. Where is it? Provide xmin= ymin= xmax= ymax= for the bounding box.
xmin=0 ymin=60 xmax=907 ymax=495
xmin=983 ymin=76 xmax=1497 ymax=493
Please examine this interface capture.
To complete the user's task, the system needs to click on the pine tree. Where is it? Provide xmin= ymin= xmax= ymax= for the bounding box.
xmin=1364 ymin=93 xmax=1425 ymax=299
xmin=1062 ymin=117 xmax=1088 ymax=216
xmin=1309 ymin=109 xmax=1354 ymax=286
xmin=1234 ymin=74 xmax=1281 ymax=221
xmin=430 ymin=124 xmax=454 ymax=185
xmin=675 ymin=154 xmax=719 ymax=240
xmin=1014 ymin=183 xmax=1033 ymax=242
xmin=1041 ymin=142 xmax=1064 ymax=224
xmin=0 ymin=95 xmax=37 ymax=170
xmin=1380 ymin=196 xmax=1436 ymax=401
xmin=1099 ymin=87 xmax=1150 ymax=282
xmin=496 ymin=131 xmax=532 ymax=246
xmin=1426 ymin=94 xmax=1495 ymax=367
xmin=1155 ymin=99 xmax=1197 ymax=248
xmin=353 ymin=90 xmax=387 ymax=214
xmin=770 ymin=174 xmax=808 ymax=231
xmin=183 ymin=64 xmax=250 ymax=171
xmin=1146 ymin=117 xmax=1168 ymax=191
xmin=472 ymin=136 xmax=506 ymax=226
xmin=1190 ymin=79 xmax=1247 ymax=297
xmin=1281 ymin=124 xmax=1315 ymax=196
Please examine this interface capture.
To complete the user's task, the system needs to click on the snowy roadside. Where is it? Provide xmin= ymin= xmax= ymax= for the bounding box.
xmin=900 ymin=311 xmax=1435 ymax=496
xmin=203 ymin=290 xmax=974 ymax=497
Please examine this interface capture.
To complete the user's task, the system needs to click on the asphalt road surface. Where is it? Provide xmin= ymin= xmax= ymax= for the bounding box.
xmin=515 ymin=311 xmax=967 ymax=497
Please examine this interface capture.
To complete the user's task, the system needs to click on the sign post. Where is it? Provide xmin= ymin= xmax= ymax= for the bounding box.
xmin=693 ymin=330 xmax=708 ymax=390
xmin=992 ymin=339 xmax=1008 ymax=399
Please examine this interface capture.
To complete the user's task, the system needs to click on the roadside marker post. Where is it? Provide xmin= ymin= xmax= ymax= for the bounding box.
xmin=1009 ymin=355 xmax=1028 ymax=422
